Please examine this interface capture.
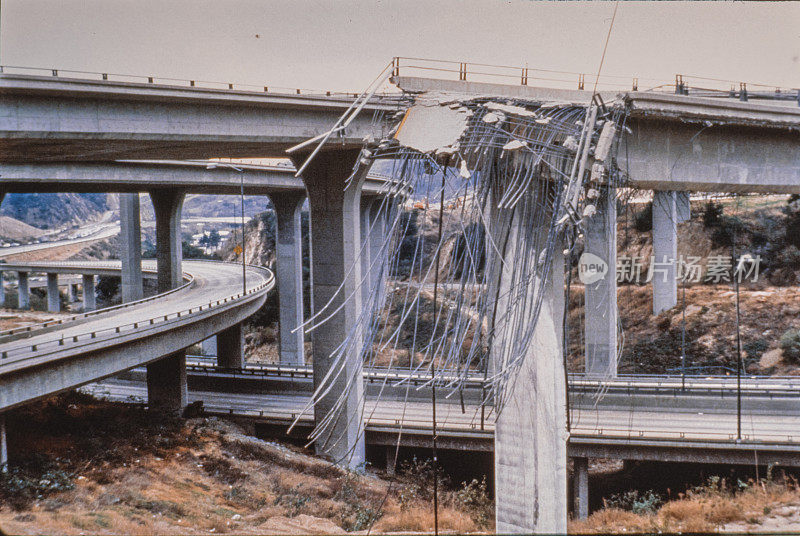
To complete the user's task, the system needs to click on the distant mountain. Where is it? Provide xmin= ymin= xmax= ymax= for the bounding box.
xmin=1 ymin=193 xmax=110 ymax=229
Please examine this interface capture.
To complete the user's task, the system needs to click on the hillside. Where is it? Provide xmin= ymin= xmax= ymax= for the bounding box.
xmin=0 ymin=216 xmax=45 ymax=241
xmin=1 ymin=193 xmax=111 ymax=230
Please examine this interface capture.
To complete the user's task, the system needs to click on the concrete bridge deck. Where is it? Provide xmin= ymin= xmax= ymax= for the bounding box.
xmin=0 ymin=260 xmax=273 ymax=411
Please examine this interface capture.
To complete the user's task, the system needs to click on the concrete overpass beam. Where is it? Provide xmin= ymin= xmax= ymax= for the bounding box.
xmin=119 ymin=193 xmax=144 ymax=302
xmin=652 ymin=191 xmax=678 ymax=314
xmin=46 ymin=273 xmax=60 ymax=313
xmin=217 ymin=323 xmax=244 ymax=369
xmin=492 ymin=183 xmax=567 ymax=533
xmin=82 ymin=275 xmax=96 ymax=311
xmin=17 ymin=272 xmax=30 ymax=310
xmin=270 ymin=192 xmax=306 ymax=365
xmin=146 ymin=351 xmax=188 ymax=414
xmin=584 ymin=187 xmax=618 ymax=377
xmin=573 ymin=457 xmax=589 ymax=520
xmin=151 ymin=190 xmax=185 ymax=293
xmin=293 ymin=149 xmax=366 ymax=469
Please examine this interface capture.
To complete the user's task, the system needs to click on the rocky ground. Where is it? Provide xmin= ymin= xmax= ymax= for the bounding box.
xmin=0 ymin=393 xmax=492 ymax=535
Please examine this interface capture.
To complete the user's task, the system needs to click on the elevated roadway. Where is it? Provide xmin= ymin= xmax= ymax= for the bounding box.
xmin=0 ymin=260 xmax=274 ymax=411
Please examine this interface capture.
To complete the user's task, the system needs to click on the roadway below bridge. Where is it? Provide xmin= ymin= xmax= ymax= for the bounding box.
xmin=0 ymin=260 xmax=273 ymax=410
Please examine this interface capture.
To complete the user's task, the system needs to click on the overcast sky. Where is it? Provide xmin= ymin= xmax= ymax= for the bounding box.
xmin=1 ymin=1 xmax=798 ymax=93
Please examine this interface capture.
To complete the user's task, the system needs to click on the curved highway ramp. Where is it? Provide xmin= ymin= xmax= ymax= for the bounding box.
xmin=0 ymin=260 xmax=274 ymax=410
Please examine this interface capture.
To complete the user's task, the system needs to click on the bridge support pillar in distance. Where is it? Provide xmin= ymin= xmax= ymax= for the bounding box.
xmin=270 ymin=191 xmax=306 ymax=365
xmin=368 ymin=198 xmax=389 ymax=312
xmin=652 ymin=190 xmax=679 ymax=314
xmin=359 ymin=198 xmax=374 ymax=340
xmin=0 ymin=270 xmax=5 ymax=308
xmin=82 ymin=275 xmax=96 ymax=311
xmin=201 ymin=336 xmax=217 ymax=357
xmin=17 ymin=272 xmax=30 ymax=310
xmin=68 ymin=283 xmax=78 ymax=303
xmin=293 ymin=149 xmax=366 ymax=469
xmin=572 ymin=457 xmax=589 ymax=520
xmin=145 ymin=351 xmax=188 ymax=413
xmin=0 ymin=414 xmax=6 ymax=472
xmin=492 ymin=184 xmax=567 ymax=533
xmin=119 ymin=193 xmax=144 ymax=302
xmin=584 ymin=186 xmax=618 ymax=377
xmin=46 ymin=273 xmax=60 ymax=313
xmin=217 ymin=323 xmax=244 ymax=369
xmin=147 ymin=190 xmax=187 ymax=414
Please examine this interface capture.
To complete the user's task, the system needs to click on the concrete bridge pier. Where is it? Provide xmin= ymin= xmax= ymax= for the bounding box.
xmin=217 ymin=323 xmax=244 ymax=368
xmin=572 ymin=457 xmax=589 ymax=520
xmin=146 ymin=351 xmax=188 ymax=413
xmin=17 ymin=272 xmax=30 ymax=310
xmin=0 ymin=415 xmax=6 ymax=472
xmin=201 ymin=336 xmax=217 ymax=357
xmin=147 ymin=190 xmax=187 ymax=413
xmin=359 ymin=198 xmax=373 ymax=322
xmin=584 ymin=186 xmax=618 ymax=377
xmin=269 ymin=191 xmax=306 ymax=365
xmin=46 ymin=273 xmax=60 ymax=313
xmin=119 ymin=193 xmax=144 ymax=302
xmin=293 ymin=149 xmax=366 ymax=469
xmin=652 ymin=190 xmax=679 ymax=314
xmin=0 ymin=271 xmax=5 ymax=308
xmin=368 ymin=199 xmax=389 ymax=314
xmin=491 ymin=183 xmax=567 ymax=533
xmin=68 ymin=283 xmax=78 ymax=303
xmin=82 ymin=275 xmax=96 ymax=311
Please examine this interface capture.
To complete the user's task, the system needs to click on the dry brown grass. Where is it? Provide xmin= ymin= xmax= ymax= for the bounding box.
xmin=570 ymin=478 xmax=800 ymax=534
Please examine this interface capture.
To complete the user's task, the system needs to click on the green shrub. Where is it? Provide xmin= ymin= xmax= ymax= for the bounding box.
xmin=702 ymin=201 xmax=724 ymax=228
xmin=780 ymin=329 xmax=800 ymax=363
xmin=456 ymin=476 xmax=493 ymax=528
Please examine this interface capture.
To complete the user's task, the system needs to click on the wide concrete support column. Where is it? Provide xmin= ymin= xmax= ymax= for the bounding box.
xmin=82 ymin=275 xmax=96 ymax=311
xmin=217 ymin=323 xmax=244 ymax=369
xmin=150 ymin=190 xmax=185 ymax=293
xmin=146 ymin=351 xmax=187 ymax=414
xmin=119 ymin=193 xmax=144 ymax=302
xmin=17 ymin=272 xmax=29 ymax=310
xmin=270 ymin=192 xmax=306 ymax=365
xmin=46 ymin=273 xmax=60 ymax=313
xmin=293 ymin=149 xmax=366 ymax=469
xmin=492 ymin=185 xmax=567 ymax=533
xmin=652 ymin=191 xmax=678 ymax=314
xmin=573 ymin=457 xmax=589 ymax=520
xmin=584 ymin=187 xmax=618 ymax=377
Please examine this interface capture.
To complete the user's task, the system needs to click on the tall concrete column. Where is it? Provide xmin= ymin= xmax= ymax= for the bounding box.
xmin=146 ymin=351 xmax=187 ymax=413
xmin=368 ymin=198 xmax=388 ymax=312
xmin=119 ymin=193 xmax=144 ymax=302
xmin=17 ymin=272 xmax=29 ymax=310
xmin=360 ymin=198 xmax=373 ymax=316
xmin=201 ymin=336 xmax=218 ymax=357
xmin=652 ymin=191 xmax=678 ymax=314
xmin=492 ymin=183 xmax=567 ymax=533
xmin=0 ymin=415 xmax=6 ymax=472
xmin=46 ymin=273 xmax=60 ymax=313
xmin=68 ymin=283 xmax=78 ymax=303
xmin=270 ymin=192 xmax=306 ymax=365
xmin=584 ymin=187 xmax=618 ymax=377
xmin=0 ymin=271 xmax=5 ymax=308
xmin=293 ymin=149 xmax=366 ymax=469
xmin=573 ymin=457 xmax=589 ymax=520
xmin=150 ymin=190 xmax=185 ymax=293
xmin=217 ymin=323 xmax=244 ymax=369
xmin=82 ymin=275 xmax=96 ymax=311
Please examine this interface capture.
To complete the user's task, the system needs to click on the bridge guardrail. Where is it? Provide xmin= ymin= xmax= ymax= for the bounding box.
xmin=0 ymin=262 xmax=274 ymax=367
